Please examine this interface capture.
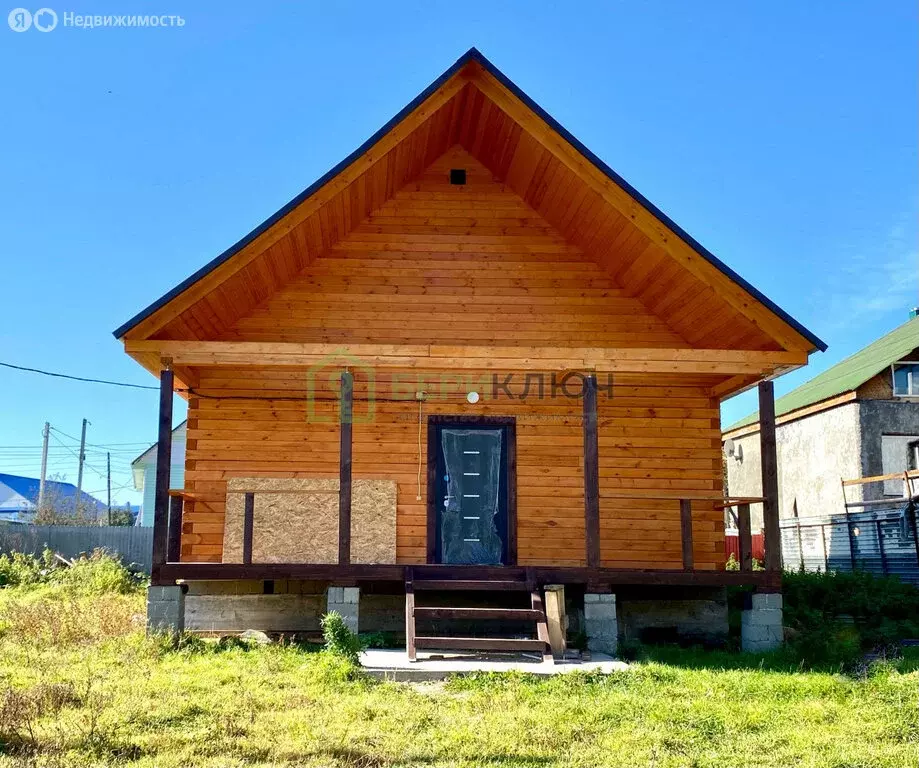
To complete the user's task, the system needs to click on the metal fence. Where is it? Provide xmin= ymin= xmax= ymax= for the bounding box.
xmin=0 ymin=522 xmax=153 ymax=573
xmin=724 ymin=531 xmax=764 ymax=563
xmin=779 ymin=506 xmax=919 ymax=585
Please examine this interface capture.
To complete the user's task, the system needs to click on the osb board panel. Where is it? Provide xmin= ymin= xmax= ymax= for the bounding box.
xmin=352 ymin=479 xmax=398 ymax=564
xmin=222 ymin=477 xmax=396 ymax=565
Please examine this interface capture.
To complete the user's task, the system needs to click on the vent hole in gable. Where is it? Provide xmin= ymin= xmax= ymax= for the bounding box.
xmin=449 ymin=168 xmax=467 ymax=185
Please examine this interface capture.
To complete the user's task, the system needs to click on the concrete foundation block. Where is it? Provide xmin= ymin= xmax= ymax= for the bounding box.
xmin=327 ymin=587 xmax=344 ymax=603
xmin=742 ymin=608 xmax=783 ymax=627
xmin=750 ymin=593 xmax=782 ymax=611
xmin=342 ymin=587 xmax=359 ymax=604
xmin=146 ymin=585 xmax=185 ymax=635
xmin=148 ymin=585 xmax=183 ymax=603
xmin=584 ymin=593 xmax=617 ymax=655
xmin=326 ymin=586 xmax=360 ymax=633
xmin=741 ymin=593 xmax=783 ymax=653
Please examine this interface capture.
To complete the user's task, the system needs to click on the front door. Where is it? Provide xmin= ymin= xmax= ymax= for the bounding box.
xmin=429 ymin=419 xmax=514 ymax=565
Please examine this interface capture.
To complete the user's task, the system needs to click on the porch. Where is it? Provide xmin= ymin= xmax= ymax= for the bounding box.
xmin=146 ymin=349 xmax=784 ymax=588
xmin=143 ymin=351 xmax=786 ymax=655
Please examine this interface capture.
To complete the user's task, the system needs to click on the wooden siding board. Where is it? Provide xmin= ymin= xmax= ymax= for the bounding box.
xmin=181 ymin=359 xmax=724 ymax=567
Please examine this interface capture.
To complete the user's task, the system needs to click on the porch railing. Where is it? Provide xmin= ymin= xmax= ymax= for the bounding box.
xmin=162 ymin=491 xmax=769 ymax=574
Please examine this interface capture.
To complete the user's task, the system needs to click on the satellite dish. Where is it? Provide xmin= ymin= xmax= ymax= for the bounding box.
xmin=724 ymin=438 xmax=735 ymax=457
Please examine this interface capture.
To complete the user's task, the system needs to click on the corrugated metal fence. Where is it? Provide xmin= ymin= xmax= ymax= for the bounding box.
xmin=779 ymin=506 xmax=919 ymax=585
xmin=0 ymin=522 xmax=153 ymax=573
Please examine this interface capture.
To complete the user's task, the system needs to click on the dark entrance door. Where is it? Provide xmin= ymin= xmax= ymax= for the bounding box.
xmin=428 ymin=418 xmax=515 ymax=565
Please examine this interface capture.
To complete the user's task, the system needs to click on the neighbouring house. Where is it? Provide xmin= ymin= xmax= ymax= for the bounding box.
xmin=0 ymin=473 xmax=107 ymax=522
xmin=131 ymin=423 xmax=187 ymax=527
xmin=724 ymin=314 xmax=919 ymax=529
xmin=114 ymin=48 xmax=824 ymax=656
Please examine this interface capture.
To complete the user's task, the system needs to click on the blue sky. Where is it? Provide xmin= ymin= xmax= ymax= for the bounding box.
xmin=1 ymin=1 xmax=916 ymax=505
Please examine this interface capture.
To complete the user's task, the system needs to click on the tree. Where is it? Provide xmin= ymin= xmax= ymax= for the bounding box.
xmin=108 ymin=507 xmax=135 ymax=527
xmin=33 ymin=474 xmax=100 ymax=526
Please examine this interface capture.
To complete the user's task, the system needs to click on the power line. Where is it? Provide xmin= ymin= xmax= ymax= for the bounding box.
xmin=2 ymin=358 xmax=333 ymax=403
xmin=43 ymin=437 xmax=155 ymax=447
xmin=86 ymin=480 xmax=135 ymax=495
xmin=48 ymin=433 xmax=109 ymax=481
xmin=48 ymin=428 xmax=154 ymax=452
xmin=0 ymin=361 xmax=158 ymax=390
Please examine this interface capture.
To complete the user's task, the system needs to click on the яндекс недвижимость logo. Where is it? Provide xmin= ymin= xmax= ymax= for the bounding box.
xmin=8 ymin=7 xmax=57 ymax=31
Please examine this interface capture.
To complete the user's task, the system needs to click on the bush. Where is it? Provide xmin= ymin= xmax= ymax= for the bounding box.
xmin=782 ymin=569 xmax=919 ymax=661
xmin=723 ymin=568 xmax=919 ymax=668
xmin=0 ymin=551 xmax=54 ymax=587
xmin=360 ymin=631 xmax=399 ymax=649
xmin=321 ymin=611 xmax=363 ymax=665
xmin=53 ymin=550 xmax=144 ymax=595
xmin=0 ymin=549 xmax=143 ymax=595
xmin=725 ymin=553 xmax=763 ymax=571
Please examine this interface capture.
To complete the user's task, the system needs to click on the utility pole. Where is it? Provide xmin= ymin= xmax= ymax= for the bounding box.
xmin=76 ymin=418 xmax=87 ymax=517
xmin=106 ymin=452 xmax=112 ymax=526
xmin=38 ymin=422 xmax=50 ymax=511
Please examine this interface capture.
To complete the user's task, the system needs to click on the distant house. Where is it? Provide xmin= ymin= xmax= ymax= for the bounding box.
xmin=724 ymin=315 xmax=919 ymax=528
xmin=131 ymin=422 xmax=186 ymax=527
xmin=0 ymin=473 xmax=108 ymax=523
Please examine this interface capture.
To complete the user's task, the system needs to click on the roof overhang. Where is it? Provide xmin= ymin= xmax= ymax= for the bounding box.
xmin=114 ymin=47 xmax=825 ymax=372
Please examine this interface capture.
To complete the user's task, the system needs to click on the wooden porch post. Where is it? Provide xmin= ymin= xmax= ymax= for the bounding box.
xmin=339 ymin=370 xmax=353 ymax=566
xmin=242 ymin=492 xmax=255 ymax=565
xmin=151 ymin=365 xmax=174 ymax=584
xmin=166 ymin=496 xmax=183 ymax=563
xmin=738 ymin=502 xmax=753 ymax=571
xmin=582 ymin=374 xmax=601 ymax=568
xmin=680 ymin=499 xmax=694 ymax=570
xmin=758 ymin=380 xmax=782 ymax=572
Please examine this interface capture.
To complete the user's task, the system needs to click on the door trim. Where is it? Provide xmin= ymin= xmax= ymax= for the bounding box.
xmin=426 ymin=415 xmax=517 ymax=566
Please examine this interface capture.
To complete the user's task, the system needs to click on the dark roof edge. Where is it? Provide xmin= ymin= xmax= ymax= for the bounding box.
xmin=113 ymin=47 xmax=826 ymax=352
xmin=112 ymin=48 xmax=481 ymax=339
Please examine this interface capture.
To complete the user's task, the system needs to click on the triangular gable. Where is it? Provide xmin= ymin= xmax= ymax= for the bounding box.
xmin=114 ymin=48 xmax=824 ymax=359
xmin=224 ymin=148 xmax=692 ymax=349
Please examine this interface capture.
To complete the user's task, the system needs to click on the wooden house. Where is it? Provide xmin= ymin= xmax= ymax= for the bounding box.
xmin=116 ymin=49 xmax=824 ymax=656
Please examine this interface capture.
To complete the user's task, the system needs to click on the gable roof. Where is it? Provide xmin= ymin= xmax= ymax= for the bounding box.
xmin=114 ymin=47 xmax=824 ymax=359
xmin=726 ymin=316 xmax=919 ymax=433
xmin=0 ymin=473 xmax=107 ymax=514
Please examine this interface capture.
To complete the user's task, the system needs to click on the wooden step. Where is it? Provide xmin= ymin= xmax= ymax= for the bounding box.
xmin=413 ymin=607 xmax=543 ymax=621
xmin=414 ymin=636 xmax=549 ymax=652
xmin=411 ymin=579 xmax=530 ymax=592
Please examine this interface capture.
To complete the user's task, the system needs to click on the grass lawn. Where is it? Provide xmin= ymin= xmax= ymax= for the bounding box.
xmin=0 ymin=559 xmax=917 ymax=766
